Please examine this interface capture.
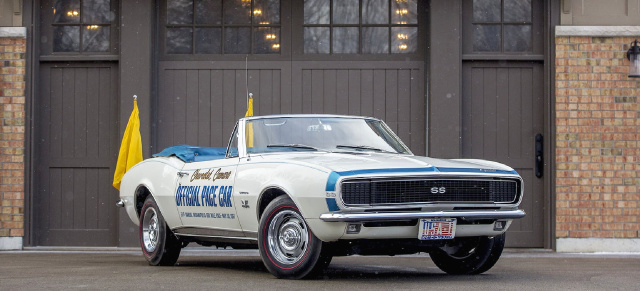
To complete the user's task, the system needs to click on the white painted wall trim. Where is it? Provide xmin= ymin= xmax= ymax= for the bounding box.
xmin=0 ymin=237 xmax=22 ymax=250
xmin=555 ymin=26 xmax=640 ymax=37
xmin=557 ymin=238 xmax=640 ymax=253
xmin=0 ymin=27 xmax=26 ymax=38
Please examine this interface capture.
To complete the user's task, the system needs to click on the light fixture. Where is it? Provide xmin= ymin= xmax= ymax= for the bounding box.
xmin=265 ymin=34 xmax=276 ymax=40
xmin=86 ymin=25 xmax=99 ymax=30
xmin=395 ymin=9 xmax=408 ymax=16
xmin=272 ymin=44 xmax=280 ymax=49
xmin=398 ymin=44 xmax=408 ymax=50
xmin=397 ymin=33 xmax=408 ymax=39
xmin=627 ymin=39 xmax=639 ymax=78
xmin=67 ymin=10 xmax=79 ymax=17
xmin=254 ymin=9 xmax=262 ymax=15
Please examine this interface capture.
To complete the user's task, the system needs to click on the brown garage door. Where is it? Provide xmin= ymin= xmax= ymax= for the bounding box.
xmin=32 ymin=0 xmax=120 ymax=246
xmin=461 ymin=0 xmax=546 ymax=247
xmin=155 ymin=0 xmax=426 ymax=155
xmin=462 ymin=62 xmax=545 ymax=247
xmin=34 ymin=63 xmax=119 ymax=246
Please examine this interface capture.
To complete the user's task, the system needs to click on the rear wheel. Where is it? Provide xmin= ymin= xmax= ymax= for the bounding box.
xmin=140 ymin=196 xmax=181 ymax=266
xmin=258 ymin=196 xmax=332 ymax=279
xmin=429 ymin=233 xmax=506 ymax=275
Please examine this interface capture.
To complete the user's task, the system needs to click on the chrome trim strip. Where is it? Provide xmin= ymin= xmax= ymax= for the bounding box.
xmin=319 ymin=209 xmax=526 ymax=222
xmin=174 ymin=233 xmax=257 ymax=241
xmin=243 ymin=231 xmax=258 ymax=239
xmin=172 ymin=226 xmax=246 ymax=238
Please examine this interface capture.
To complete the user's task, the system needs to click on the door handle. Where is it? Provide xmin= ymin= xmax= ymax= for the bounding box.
xmin=535 ymin=134 xmax=543 ymax=178
xmin=177 ymin=172 xmax=188 ymax=178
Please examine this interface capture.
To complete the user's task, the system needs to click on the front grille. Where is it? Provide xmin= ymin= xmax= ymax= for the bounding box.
xmin=341 ymin=179 xmax=519 ymax=206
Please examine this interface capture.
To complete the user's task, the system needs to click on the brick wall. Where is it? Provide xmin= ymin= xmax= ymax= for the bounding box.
xmin=0 ymin=36 xmax=25 ymax=240
xmin=555 ymin=35 xmax=640 ymax=240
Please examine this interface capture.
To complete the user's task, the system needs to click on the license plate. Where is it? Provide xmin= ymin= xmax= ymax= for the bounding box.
xmin=418 ymin=218 xmax=456 ymax=240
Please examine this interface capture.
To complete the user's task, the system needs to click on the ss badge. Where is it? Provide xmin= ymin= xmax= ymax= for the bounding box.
xmin=430 ymin=187 xmax=446 ymax=194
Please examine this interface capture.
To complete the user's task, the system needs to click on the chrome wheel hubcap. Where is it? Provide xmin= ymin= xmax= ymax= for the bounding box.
xmin=142 ymin=207 xmax=159 ymax=252
xmin=267 ymin=210 xmax=309 ymax=265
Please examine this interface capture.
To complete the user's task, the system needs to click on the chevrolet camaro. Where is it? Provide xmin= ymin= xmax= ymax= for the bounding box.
xmin=117 ymin=114 xmax=525 ymax=279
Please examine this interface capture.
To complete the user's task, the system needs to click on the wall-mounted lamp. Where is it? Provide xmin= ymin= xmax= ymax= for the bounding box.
xmin=627 ymin=40 xmax=639 ymax=78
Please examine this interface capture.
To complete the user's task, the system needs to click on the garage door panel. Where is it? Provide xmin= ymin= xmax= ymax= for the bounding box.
xmin=360 ymin=70 xmax=374 ymax=117
xmin=158 ymin=64 xmax=288 ymax=149
xmin=462 ymin=62 xmax=544 ymax=247
xmin=292 ymin=61 xmax=425 ymax=154
xmin=35 ymin=63 xmax=118 ymax=246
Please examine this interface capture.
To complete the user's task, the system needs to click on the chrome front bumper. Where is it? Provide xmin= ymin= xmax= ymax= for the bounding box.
xmin=319 ymin=209 xmax=526 ymax=222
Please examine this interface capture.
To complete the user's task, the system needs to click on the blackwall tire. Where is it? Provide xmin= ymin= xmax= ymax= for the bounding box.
xmin=139 ymin=196 xmax=181 ymax=266
xmin=429 ymin=233 xmax=506 ymax=275
xmin=258 ymin=196 xmax=332 ymax=279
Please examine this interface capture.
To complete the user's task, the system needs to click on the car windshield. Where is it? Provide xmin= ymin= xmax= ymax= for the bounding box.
xmin=245 ymin=117 xmax=411 ymax=155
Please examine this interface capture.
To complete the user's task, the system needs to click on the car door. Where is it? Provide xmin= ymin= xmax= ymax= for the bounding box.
xmin=174 ymin=157 xmax=243 ymax=237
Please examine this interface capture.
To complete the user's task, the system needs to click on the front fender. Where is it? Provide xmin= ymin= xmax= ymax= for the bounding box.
xmin=233 ymin=160 xmax=344 ymax=240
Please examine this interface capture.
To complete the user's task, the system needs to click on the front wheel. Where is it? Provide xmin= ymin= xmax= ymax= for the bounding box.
xmin=429 ymin=233 xmax=506 ymax=275
xmin=258 ymin=196 xmax=332 ymax=279
xmin=139 ymin=196 xmax=181 ymax=266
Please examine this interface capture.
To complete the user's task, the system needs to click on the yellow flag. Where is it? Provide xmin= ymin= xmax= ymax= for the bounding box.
xmin=113 ymin=98 xmax=143 ymax=190
xmin=245 ymin=95 xmax=254 ymax=147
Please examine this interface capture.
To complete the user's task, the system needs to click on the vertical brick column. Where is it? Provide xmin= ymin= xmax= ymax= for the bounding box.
xmin=0 ymin=28 xmax=26 ymax=250
xmin=555 ymin=28 xmax=640 ymax=251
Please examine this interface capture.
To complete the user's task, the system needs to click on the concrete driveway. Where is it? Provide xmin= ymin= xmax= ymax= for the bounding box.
xmin=1 ymin=249 xmax=639 ymax=290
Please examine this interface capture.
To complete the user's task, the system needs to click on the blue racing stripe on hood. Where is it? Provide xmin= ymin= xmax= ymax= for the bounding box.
xmin=325 ymin=167 xmax=438 ymax=191
xmin=435 ymin=167 xmax=519 ymax=175
xmin=336 ymin=167 xmax=438 ymax=176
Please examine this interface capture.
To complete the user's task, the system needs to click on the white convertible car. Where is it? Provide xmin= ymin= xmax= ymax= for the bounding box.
xmin=118 ymin=114 xmax=525 ymax=279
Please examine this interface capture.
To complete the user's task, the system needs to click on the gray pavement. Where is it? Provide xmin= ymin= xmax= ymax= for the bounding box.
xmin=1 ymin=248 xmax=639 ymax=290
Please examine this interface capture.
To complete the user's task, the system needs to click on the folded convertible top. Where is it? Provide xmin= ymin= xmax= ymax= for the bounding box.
xmin=153 ymin=145 xmax=227 ymax=163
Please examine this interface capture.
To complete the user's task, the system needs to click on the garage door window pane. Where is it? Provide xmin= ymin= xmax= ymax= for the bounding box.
xmin=54 ymin=0 xmax=81 ymax=23
xmin=54 ymin=26 xmax=80 ymax=52
xmin=504 ymin=25 xmax=531 ymax=52
xmin=363 ymin=0 xmax=389 ymax=24
xmin=391 ymin=27 xmax=416 ymax=53
xmin=304 ymin=0 xmax=330 ymax=24
xmin=83 ymin=0 xmax=111 ymax=23
xmin=333 ymin=0 xmax=358 ymax=24
xmin=83 ymin=25 xmax=110 ymax=52
xmin=168 ymin=0 xmax=193 ymax=24
xmin=225 ymin=27 xmax=251 ymax=54
xmin=473 ymin=25 xmax=500 ymax=52
xmin=195 ymin=0 xmax=222 ymax=24
xmin=333 ymin=27 xmax=359 ymax=54
xmin=254 ymin=0 xmax=280 ymax=24
xmin=504 ymin=0 xmax=531 ymax=22
xmin=304 ymin=27 xmax=330 ymax=54
xmin=224 ymin=0 xmax=252 ymax=25
xmin=391 ymin=0 xmax=417 ymax=24
xmin=254 ymin=27 xmax=280 ymax=54
xmin=196 ymin=28 xmax=222 ymax=54
xmin=473 ymin=0 xmax=501 ymax=22
xmin=167 ymin=27 xmax=193 ymax=54
xmin=362 ymin=27 xmax=388 ymax=53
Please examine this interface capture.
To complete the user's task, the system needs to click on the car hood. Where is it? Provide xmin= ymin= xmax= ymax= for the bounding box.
xmin=260 ymin=152 xmax=517 ymax=175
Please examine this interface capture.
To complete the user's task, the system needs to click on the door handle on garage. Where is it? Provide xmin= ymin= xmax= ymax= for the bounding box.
xmin=535 ymin=134 xmax=543 ymax=178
